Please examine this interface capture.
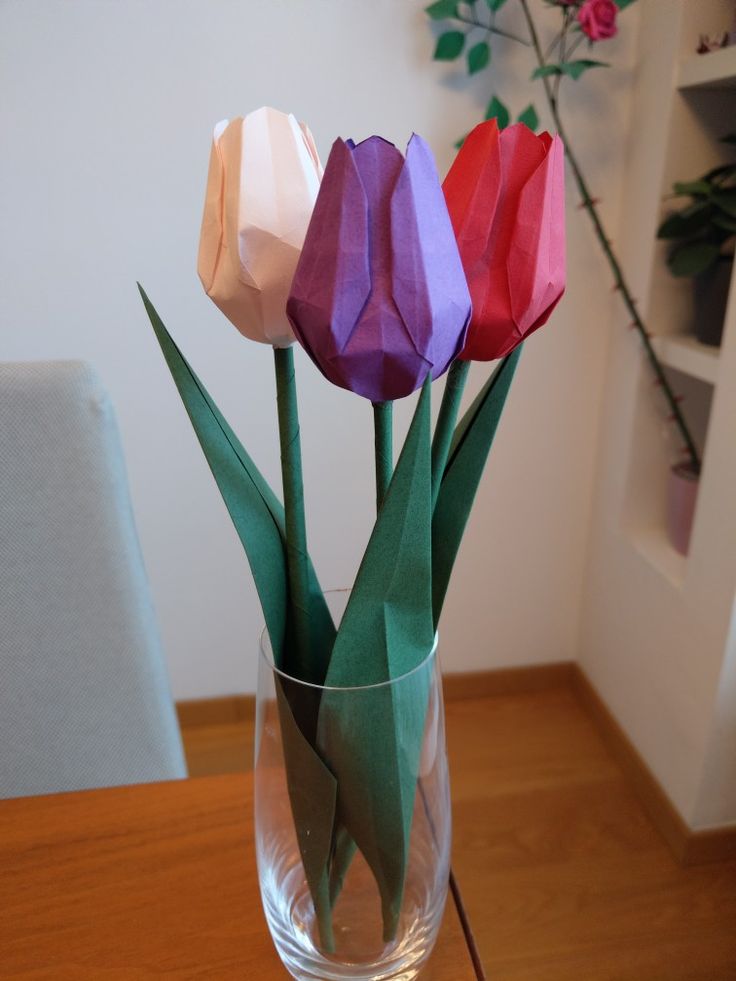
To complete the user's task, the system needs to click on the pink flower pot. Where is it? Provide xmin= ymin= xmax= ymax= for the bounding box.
xmin=667 ymin=463 xmax=700 ymax=556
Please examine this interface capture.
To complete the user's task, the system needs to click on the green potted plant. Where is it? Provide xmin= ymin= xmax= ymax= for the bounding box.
xmin=657 ymin=136 xmax=736 ymax=347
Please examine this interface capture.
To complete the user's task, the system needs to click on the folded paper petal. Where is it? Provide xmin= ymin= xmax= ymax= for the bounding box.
xmin=443 ymin=121 xmax=566 ymax=361
xmin=288 ymin=135 xmax=471 ymax=401
xmin=197 ymin=107 xmax=322 ymax=347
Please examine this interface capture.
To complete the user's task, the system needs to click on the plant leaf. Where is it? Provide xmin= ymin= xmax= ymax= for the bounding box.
xmin=432 ymin=347 xmax=522 ymax=624
xmin=485 ymin=94 xmax=510 ymax=129
xmin=657 ymin=202 xmax=712 ymax=240
xmin=534 ymin=60 xmax=609 ymax=80
xmin=712 ymin=213 xmax=736 ymax=233
xmin=668 ymin=241 xmax=721 ymax=277
xmin=517 ymin=104 xmax=539 ymax=132
xmin=532 ymin=63 xmax=563 ymax=79
xmin=467 ymin=40 xmax=490 ymax=74
xmin=433 ymin=30 xmax=465 ymax=60
xmin=713 ymin=188 xmax=736 ymax=218
xmin=673 ymin=179 xmax=712 ymax=198
xmin=425 ymin=0 xmax=458 ymax=20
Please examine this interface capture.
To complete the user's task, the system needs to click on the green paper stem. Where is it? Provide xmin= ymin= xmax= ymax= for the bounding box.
xmin=372 ymin=401 xmax=393 ymax=511
xmin=430 ymin=359 xmax=470 ymax=511
xmin=274 ymin=346 xmax=313 ymax=682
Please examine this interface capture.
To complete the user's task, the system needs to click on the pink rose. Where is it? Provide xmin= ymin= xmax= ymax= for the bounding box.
xmin=578 ymin=0 xmax=618 ymax=41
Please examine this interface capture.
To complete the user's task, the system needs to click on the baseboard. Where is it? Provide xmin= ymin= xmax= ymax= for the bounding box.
xmin=442 ymin=661 xmax=574 ymax=700
xmin=175 ymin=662 xmax=574 ymax=727
xmin=176 ymin=695 xmax=254 ymax=728
xmin=175 ymin=663 xmax=736 ymax=865
xmin=570 ymin=665 xmax=736 ymax=866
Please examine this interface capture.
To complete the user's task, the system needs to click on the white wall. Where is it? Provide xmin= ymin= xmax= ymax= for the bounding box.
xmin=0 ymin=0 xmax=639 ymax=699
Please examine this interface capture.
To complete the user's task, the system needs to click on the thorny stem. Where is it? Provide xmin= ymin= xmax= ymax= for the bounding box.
xmin=454 ymin=11 xmax=530 ymax=45
xmin=517 ymin=0 xmax=701 ymax=472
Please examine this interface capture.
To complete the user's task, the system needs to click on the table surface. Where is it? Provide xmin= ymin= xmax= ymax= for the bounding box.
xmin=0 ymin=772 xmax=481 ymax=979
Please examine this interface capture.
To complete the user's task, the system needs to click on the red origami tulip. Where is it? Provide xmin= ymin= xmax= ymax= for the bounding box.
xmin=443 ymin=120 xmax=566 ymax=361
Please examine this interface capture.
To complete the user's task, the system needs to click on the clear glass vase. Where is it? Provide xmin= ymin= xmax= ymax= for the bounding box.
xmin=254 ymin=591 xmax=451 ymax=981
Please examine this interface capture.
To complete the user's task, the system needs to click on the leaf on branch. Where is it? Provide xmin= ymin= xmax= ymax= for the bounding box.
xmin=434 ymin=30 xmax=465 ymax=60
xmin=467 ymin=41 xmax=490 ymax=74
xmin=517 ymin=104 xmax=539 ymax=132
xmin=533 ymin=59 xmax=609 ymax=81
xmin=425 ymin=0 xmax=459 ymax=20
xmin=484 ymin=94 xmax=509 ymax=129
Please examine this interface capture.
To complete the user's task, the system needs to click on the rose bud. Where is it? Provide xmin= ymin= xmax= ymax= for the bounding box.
xmin=578 ymin=0 xmax=618 ymax=41
xmin=197 ymin=106 xmax=323 ymax=347
xmin=286 ymin=135 xmax=471 ymax=402
xmin=443 ymin=119 xmax=566 ymax=361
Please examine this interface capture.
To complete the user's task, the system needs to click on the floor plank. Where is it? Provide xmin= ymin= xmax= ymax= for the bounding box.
xmin=180 ymin=686 xmax=736 ymax=980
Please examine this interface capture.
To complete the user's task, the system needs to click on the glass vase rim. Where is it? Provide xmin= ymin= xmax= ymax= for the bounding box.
xmin=258 ymin=587 xmax=439 ymax=693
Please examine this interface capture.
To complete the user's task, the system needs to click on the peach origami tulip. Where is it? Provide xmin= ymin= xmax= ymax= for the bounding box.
xmin=443 ymin=120 xmax=566 ymax=361
xmin=197 ymin=107 xmax=323 ymax=347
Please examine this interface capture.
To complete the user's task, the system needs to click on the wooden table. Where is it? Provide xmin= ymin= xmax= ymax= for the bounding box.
xmin=0 ymin=773 xmax=482 ymax=979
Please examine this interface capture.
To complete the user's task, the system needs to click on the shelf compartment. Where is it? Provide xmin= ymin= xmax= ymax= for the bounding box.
xmin=651 ymin=334 xmax=720 ymax=384
xmin=630 ymin=526 xmax=687 ymax=590
xmin=678 ymin=47 xmax=736 ymax=90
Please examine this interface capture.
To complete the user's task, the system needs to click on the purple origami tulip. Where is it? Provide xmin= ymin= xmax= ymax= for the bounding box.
xmin=286 ymin=135 xmax=472 ymax=402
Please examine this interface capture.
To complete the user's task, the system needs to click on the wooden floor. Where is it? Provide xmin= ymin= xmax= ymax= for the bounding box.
xmin=181 ymin=686 xmax=736 ymax=981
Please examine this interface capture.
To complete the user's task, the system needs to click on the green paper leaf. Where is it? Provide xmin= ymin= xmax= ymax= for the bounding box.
xmin=274 ymin=683 xmax=337 ymax=951
xmin=317 ymin=379 xmax=434 ymax=941
xmin=434 ymin=30 xmax=465 ymax=60
xmin=467 ymin=41 xmax=490 ymax=74
xmin=485 ymin=95 xmax=510 ymax=129
xmin=432 ymin=348 xmax=522 ymax=624
xmin=668 ymin=241 xmax=721 ymax=277
xmin=139 ymin=287 xmax=340 ymax=944
xmin=517 ymin=104 xmax=539 ymax=132
xmin=425 ymin=0 xmax=458 ymax=19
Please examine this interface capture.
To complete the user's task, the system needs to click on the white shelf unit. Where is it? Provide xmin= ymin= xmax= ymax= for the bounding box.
xmin=678 ymin=46 xmax=736 ymax=90
xmin=651 ymin=334 xmax=720 ymax=385
xmin=579 ymin=0 xmax=736 ymax=834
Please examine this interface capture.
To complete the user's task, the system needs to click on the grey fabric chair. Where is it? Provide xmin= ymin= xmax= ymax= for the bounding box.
xmin=0 ymin=360 xmax=186 ymax=797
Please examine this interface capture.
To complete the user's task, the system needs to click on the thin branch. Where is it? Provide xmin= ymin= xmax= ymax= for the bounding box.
xmin=517 ymin=0 xmax=700 ymax=472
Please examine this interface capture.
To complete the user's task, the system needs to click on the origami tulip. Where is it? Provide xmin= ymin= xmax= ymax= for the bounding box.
xmin=444 ymin=120 xmax=566 ymax=361
xmin=197 ymin=107 xmax=323 ymax=347
xmin=286 ymin=135 xmax=471 ymax=402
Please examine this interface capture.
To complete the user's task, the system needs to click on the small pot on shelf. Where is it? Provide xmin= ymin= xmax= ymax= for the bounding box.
xmin=667 ymin=462 xmax=700 ymax=556
xmin=693 ymin=257 xmax=732 ymax=347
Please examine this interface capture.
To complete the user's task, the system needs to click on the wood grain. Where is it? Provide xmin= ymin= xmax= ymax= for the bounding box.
xmin=0 ymin=773 xmax=477 ymax=980
xmin=181 ymin=684 xmax=736 ymax=979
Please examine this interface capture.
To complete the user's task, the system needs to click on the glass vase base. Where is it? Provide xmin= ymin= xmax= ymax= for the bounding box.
xmin=259 ymin=845 xmax=446 ymax=980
